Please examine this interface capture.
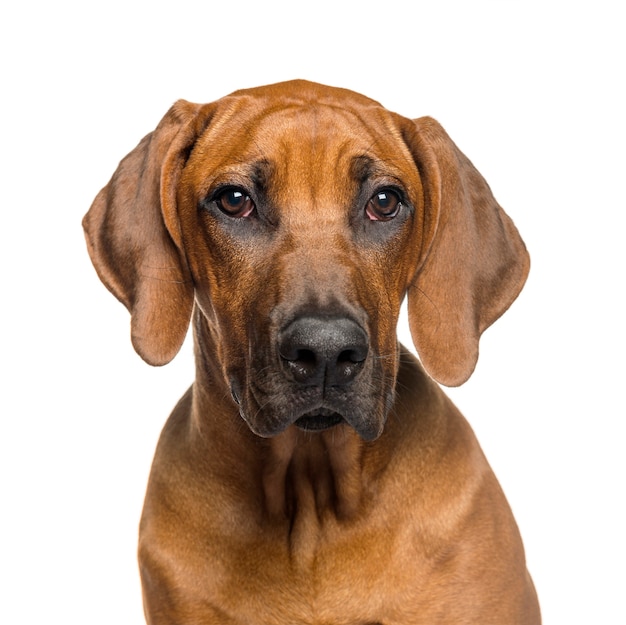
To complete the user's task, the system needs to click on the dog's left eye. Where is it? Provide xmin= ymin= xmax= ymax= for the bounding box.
xmin=215 ymin=188 xmax=256 ymax=218
xmin=366 ymin=189 xmax=402 ymax=221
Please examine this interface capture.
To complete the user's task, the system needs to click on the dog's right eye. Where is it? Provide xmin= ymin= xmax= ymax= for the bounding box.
xmin=366 ymin=189 xmax=402 ymax=221
xmin=214 ymin=188 xmax=256 ymax=218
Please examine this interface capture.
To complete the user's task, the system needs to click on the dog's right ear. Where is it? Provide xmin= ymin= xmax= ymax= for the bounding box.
xmin=83 ymin=100 xmax=215 ymax=366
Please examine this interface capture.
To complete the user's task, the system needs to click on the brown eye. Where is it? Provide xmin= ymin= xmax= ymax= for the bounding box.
xmin=215 ymin=188 xmax=255 ymax=218
xmin=366 ymin=189 xmax=402 ymax=221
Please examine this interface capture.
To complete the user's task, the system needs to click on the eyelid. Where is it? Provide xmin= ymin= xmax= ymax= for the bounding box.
xmin=208 ymin=183 xmax=251 ymax=202
xmin=372 ymin=182 xmax=406 ymax=200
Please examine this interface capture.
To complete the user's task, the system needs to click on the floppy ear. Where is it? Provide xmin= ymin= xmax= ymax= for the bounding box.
xmin=402 ymin=116 xmax=530 ymax=386
xmin=83 ymin=100 xmax=214 ymax=365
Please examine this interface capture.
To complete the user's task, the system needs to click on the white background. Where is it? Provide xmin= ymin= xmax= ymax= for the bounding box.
xmin=2 ymin=2 xmax=624 ymax=623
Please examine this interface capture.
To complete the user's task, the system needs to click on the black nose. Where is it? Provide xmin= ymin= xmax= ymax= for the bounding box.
xmin=278 ymin=316 xmax=368 ymax=386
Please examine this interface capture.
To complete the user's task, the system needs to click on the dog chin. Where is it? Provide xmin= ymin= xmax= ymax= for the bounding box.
xmin=241 ymin=406 xmax=385 ymax=442
xmin=239 ymin=409 xmax=344 ymax=438
xmin=294 ymin=411 xmax=345 ymax=433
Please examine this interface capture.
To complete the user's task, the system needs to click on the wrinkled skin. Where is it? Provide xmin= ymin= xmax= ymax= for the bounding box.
xmin=83 ymin=80 xmax=539 ymax=624
xmin=179 ymin=94 xmax=425 ymax=441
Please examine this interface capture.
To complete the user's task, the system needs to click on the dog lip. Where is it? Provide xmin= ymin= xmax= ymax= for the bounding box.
xmin=294 ymin=410 xmax=344 ymax=432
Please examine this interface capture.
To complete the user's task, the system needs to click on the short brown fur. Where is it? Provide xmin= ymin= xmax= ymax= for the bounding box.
xmin=84 ymin=80 xmax=539 ymax=624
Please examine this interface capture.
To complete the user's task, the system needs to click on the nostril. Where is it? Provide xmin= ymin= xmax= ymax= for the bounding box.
xmin=281 ymin=348 xmax=319 ymax=383
xmin=336 ymin=348 xmax=367 ymax=383
xmin=295 ymin=349 xmax=317 ymax=367
xmin=285 ymin=348 xmax=316 ymax=365
xmin=338 ymin=347 xmax=367 ymax=364
xmin=278 ymin=316 xmax=369 ymax=386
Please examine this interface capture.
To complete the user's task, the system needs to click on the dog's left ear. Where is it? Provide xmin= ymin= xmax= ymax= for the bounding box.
xmin=83 ymin=100 xmax=214 ymax=365
xmin=401 ymin=116 xmax=530 ymax=386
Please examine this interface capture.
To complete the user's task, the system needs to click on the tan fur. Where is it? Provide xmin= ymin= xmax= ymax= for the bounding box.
xmin=84 ymin=80 xmax=539 ymax=624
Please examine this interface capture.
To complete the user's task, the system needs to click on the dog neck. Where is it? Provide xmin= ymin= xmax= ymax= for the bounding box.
xmin=261 ymin=424 xmax=367 ymax=522
xmin=260 ymin=425 xmax=371 ymax=566
xmin=186 ymin=312 xmax=441 ymax=567
xmin=190 ymin=310 xmax=374 ymax=526
xmin=189 ymin=383 xmax=372 ymax=567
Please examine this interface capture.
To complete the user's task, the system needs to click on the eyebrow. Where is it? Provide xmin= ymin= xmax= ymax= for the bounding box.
xmin=350 ymin=154 xmax=376 ymax=183
xmin=248 ymin=159 xmax=274 ymax=192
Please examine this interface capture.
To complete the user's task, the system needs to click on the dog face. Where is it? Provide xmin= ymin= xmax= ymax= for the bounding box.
xmin=178 ymin=87 xmax=425 ymax=440
xmin=83 ymin=80 xmax=529 ymax=442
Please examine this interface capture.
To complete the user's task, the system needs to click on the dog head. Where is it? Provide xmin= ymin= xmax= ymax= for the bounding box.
xmin=83 ymin=80 xmax=529 ymax=441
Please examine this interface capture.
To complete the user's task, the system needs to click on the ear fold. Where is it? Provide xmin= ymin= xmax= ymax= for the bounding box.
xmin=402 ymin=116 xmax=530 ymax=386
xmin=83 ymin=100 xmax=213 ymax=365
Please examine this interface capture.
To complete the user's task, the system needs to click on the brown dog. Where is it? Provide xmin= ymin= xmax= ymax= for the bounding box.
xmin=83 ymin=80 xmax=540 ymax=624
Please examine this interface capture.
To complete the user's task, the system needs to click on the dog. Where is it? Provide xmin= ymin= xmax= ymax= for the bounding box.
xmin=83 ymin=80 xmax=540 ymax=624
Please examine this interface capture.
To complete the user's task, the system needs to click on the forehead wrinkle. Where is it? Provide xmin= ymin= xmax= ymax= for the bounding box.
xmin=202 ymin=101 xmax=408 ymax=225
xmin=259 ymin=106 xmax=377 ymax=216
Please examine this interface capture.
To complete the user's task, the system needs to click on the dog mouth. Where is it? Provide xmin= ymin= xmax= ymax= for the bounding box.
xmin=294 ymin=408 xmax=344 ymax=432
